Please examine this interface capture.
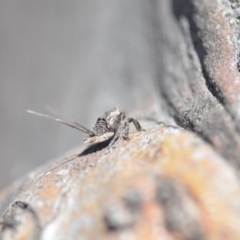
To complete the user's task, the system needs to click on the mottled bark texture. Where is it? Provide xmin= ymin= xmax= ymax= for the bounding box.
xmin=154 ymin=0 xmax=240 ymax=167
xmin=1 ymin=127 xmax=240 ymax=240
xmin=1 ymin=0 xmax=240 ymax=239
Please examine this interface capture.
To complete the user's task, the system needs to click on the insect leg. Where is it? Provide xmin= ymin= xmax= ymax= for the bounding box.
xmin=107 ymin=132 xmax=120 ymax=149
xmin=127 ymin=117 xmax=142 ymax=131
xmin=106 ymin=122 xmax=123 ymax=148
xmin=107 ymin=117 xmax=142 ymax=150
xmin=122 ymin=121 xmax=130 ymax=140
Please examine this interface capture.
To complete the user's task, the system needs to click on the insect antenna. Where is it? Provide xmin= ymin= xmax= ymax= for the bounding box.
xmin=44 ymin=106 xmax=95 ymax=136
xmin=72 ymin=121 xmax=95 ymax=136
xmin=27 ymin=110 xmax=95 ymax=136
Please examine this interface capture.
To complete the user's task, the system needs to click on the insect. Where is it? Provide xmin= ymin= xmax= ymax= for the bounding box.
xmin=27 ymin=107 xmax=143 ymax=148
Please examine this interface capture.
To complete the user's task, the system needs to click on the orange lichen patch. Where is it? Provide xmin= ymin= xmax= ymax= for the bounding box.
xmin=37 ymin=182 xmax=60 ymax=202
xmin=210 ymin=8 xmax=240 ymax=103
xmin=36 ymin=205 xmax=56 ymax=226
xmin=41 ymin=128 xmax=240 ymax=239
xmin=135 ymin=199 xmax=173 ymax=240
xmin=153 ymin=133 xmax=240 ymax=240
xmin=128 ymin=176 xmax=174 ymax=240
xmin=1 ymin=127 xmax=240 ymax=239
xmin=191 ymin=0 xmax=240 ymax=104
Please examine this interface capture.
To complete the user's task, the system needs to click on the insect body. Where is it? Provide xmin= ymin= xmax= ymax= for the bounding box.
xmin=27 ymin=107 xmax=142 ymax=147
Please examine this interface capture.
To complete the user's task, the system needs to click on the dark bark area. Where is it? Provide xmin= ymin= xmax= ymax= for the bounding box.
xmin=1 ymin=0 xmax=240 ymax=239
xmin=153 ymin=0 xmax=240 ymax=167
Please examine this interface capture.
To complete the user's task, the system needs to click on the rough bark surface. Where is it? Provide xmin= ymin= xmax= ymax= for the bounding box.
xmin=1 ymin=126 xmax=240 ymax=240
xmin=1 ymin=0 xmax=240 ymax=239
xmin=154 ymin=0 xmax=240 ymax=166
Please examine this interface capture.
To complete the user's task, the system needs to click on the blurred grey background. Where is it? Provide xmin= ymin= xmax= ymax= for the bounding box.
xmin=0 ymin=0 xmax=166 ymax=190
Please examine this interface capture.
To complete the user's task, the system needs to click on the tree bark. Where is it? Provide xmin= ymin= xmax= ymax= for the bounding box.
xmin=154 ymin=0 xmax=240 ymax=167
